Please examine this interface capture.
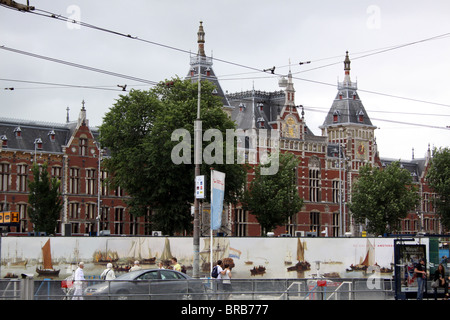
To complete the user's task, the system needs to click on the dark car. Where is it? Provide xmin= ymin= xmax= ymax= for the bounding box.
xmin=84 ymin=269 xmax=209 ymax=300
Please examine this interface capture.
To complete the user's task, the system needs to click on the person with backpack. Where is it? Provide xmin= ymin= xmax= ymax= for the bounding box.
xmin=100 ymin=263 xmax=116 ymax=280
xmin=211 ymin=260 xmax=226 ymax=299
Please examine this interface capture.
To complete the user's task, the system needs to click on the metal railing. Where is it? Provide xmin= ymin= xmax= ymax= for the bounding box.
xmin=0 ymin=277 xmax=397 ymax=300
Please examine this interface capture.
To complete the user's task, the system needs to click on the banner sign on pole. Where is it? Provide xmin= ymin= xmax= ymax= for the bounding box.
xmin=211 ymin=170 xmax=225 ymax=230
xmin=195 ymin=175 xmax=205 ymax=199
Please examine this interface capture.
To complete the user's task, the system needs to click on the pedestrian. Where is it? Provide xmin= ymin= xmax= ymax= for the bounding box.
xmin=171 ymin=257 xmax=181 ymax=272
xmin=414 ymin=258 xmax=426 ymax=300
xmin=212 ymin=260 xmax=224 ymax=299
xmin=433 ymin=263 xmax=449 ymax=300
xmin=129 ymin=260 xmax=142 ymax=272
xmin=222 ymin=263 xmax=232 ymax=300
xmin=72 ymin=262 xmax=85 ymax=300
xmin=100 ymin=262 xmax=116 ymax=280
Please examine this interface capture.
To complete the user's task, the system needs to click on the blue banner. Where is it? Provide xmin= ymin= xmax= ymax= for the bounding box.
xmin=211 ymin=170 xmax=225 ymax=230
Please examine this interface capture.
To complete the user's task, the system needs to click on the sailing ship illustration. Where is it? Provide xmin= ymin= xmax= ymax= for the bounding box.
xmin=4 ymin=241 xmax=28 ymax=267
xmin=36 ymin=239 xmax=60 ymax=277
xmin=345 ymin=239 xmax=392 ymax=273
xmin=284 ymin=249 xmax=293 ymax=266
xmin=250 ymin=265 xmax=266 ymax=276
xmin=200 ymin=238 xmax=233 ymax=272
xmin=160 ymin=237 xmax=174 ymax=264
xmin=244 ymin=250 xmax=253 ymax=265
xmin=128 ymin=238 xmax=156 ymax=265
xmin=93 ymin=239 xmax=119 ymax=264
xmin=287 ymin=238 xmax=310 ymax=272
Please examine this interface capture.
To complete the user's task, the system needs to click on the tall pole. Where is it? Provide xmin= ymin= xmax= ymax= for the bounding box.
xmin=339 ymin=142 xmax=342 ymax=237
xmin=97 ymin=147 xmax=102 ymax=236
xmin=193 ymin=62 xmax=202 ymax=278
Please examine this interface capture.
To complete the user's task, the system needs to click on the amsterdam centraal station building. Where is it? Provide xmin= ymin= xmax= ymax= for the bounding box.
xmin=0 ymin=23 xmax=438 ymax=237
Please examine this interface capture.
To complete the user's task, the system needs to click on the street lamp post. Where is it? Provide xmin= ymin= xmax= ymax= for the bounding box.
xmin=193 ymin=63 xmax=202 ymax=279
xmin=97 ymin=148 xmax=102 ymax=236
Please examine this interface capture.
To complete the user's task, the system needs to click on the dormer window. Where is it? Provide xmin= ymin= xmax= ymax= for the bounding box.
xmin=1 ymin=135 xmax=7 ymax=148
xmin=257 ymin=103 xmax=264 ymax=112
xmin=257 ymin=117 xmax=265 ymax=128
xmin=333 ymin=110 xmax=340 ymax=123
xmin=48 ymin=130 xmax=56 ymax=142
xmin=357 ymin=110 xmax=364 ymax=123
xmin=206 ymin=67 xmax=211 ymax=76
xmin=14 ymin=126 xmax=21 ymax=138
xmin=339 ymin=92 xmax=343 ymax=100
xmin=34 ymin=138 xmax=43 ymax=150
xmin=239 ymin=103 xmax=246 ymax=112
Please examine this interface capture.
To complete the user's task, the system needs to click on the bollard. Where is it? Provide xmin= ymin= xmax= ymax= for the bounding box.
xmin=20 ymin=274 xmax=34 ymax=300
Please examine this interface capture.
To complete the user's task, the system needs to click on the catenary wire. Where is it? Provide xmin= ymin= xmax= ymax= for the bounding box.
xmin=3 ymin=6 xmax=450 ymax=111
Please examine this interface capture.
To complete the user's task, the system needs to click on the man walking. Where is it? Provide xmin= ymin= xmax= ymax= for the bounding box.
xmin=72 ymin=262 xmax=85 ymax=300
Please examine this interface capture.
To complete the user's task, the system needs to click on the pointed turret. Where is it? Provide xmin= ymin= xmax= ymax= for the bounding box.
xmin=186 ymin=21 xmax=231 ymax=109
xmin=321 ymin=51 xmax=378 ymax=166
xmin=321 ymin=52 xmax=375 ymax=128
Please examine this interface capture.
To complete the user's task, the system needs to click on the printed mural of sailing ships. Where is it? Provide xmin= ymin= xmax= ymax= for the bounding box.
xmin=0 ymin=237 xmax=399 ymax=280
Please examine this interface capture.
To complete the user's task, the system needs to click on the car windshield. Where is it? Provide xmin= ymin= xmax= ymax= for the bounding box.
xmin=114 ymin=271 xmax=143 ymax=281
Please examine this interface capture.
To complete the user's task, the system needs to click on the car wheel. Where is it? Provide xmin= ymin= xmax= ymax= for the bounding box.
xmin=116 ymin=289 xmax=130 ymax=300
xmin=182 ymin=293 xmax=194 ymax=300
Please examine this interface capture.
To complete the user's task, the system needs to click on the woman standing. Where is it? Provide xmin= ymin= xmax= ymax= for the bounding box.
xmin=222 ymin=264 xmax=232 ymax=300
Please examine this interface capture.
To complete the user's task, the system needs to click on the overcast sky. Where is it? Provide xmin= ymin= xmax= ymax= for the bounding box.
xmin=1 ymin=0 xmax=449 ymax=161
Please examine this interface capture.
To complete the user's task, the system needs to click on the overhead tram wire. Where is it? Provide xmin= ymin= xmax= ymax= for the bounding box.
xmin=9 ymin=6 xmax=450 ymax=110
xmin=29 ymin=8 xmax=263 ymax=75
xmin=0 ymin=78 xmax=132 ymax=92
xmin=302 ymin=105 xmax=449 ymax=130
xmin=0 ymin=46 xmax=159 ymax=86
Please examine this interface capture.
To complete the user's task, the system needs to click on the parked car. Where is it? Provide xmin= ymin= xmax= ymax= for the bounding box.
xmin=84 ymin=269 xmax=209 ymax=300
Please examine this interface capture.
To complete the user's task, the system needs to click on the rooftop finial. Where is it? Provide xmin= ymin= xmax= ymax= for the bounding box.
xmin=344 ymin=51 xmax=351 ymax=84
xmin=197 ymin=21 xmax=206 ymax=57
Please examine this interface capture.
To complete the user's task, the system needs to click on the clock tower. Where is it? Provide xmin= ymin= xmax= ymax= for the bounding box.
xmin=320 ymin=51 xmax=378 ymax=171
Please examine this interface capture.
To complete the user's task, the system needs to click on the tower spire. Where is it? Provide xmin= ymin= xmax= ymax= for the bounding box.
xmin=197 ymin=21 xmax=206 ymax=57
xmin=344 ymin=51 xmax=351 ymax=84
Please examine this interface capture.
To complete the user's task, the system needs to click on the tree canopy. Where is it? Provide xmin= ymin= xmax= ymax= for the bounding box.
xmin=99 ymin=78 xmax=246 ymax=235
xmin=426 ymin=147 xmax=450 ymax=229
xmin=349 ymin=161 xmax=420 ymax=236
xmin=241 ymin=152 xmax=303 ymax=235
xmin=27 ymin=162 xmax=63 ymax=235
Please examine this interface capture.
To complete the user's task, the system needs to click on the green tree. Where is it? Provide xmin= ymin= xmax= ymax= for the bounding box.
xmin=28 ymin=162 xmax=63 ymax=235
xmin=349 ymin=161 xmax=420 ymax=236
xmin=426 ymin=147 xmax=450 ymax=229
xmin=99 ymin=78 xmax=246 ymax=235
xmin=241 ymin=153 xmax=303 ymax=235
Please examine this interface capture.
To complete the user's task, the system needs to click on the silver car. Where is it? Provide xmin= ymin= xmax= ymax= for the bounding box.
xmin=84 ymin=269 xmax=208 ymax=300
